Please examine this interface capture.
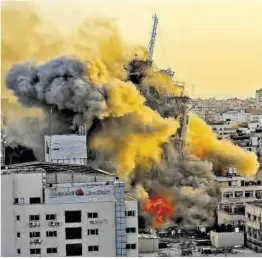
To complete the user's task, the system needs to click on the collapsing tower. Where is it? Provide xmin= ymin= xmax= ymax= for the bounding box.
xmin=84 ymin=14 xmax=194 ymax=162
xmin=125 ymin=14 xmax=193 ymax=155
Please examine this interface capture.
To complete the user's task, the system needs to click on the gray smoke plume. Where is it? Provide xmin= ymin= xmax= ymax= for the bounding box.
xmin=5 ymin=56 xmax=107 ymax=159
xmin=6 ymin=55 xmax=220 ymax=228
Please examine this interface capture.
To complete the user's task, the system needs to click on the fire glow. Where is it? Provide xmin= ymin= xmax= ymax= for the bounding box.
xmin=143 ymin=196 xmax=175 ymax=228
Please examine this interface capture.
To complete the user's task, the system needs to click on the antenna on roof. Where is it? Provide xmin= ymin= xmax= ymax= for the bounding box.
xmin=148 ymin=14 xmax=158 ymax=62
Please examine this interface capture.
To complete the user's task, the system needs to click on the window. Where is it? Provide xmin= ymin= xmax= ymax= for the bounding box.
xmin=245 ymin=191 xmax=254 ymax=198
xmin=234 ymin=191 xmax=243 ymax=198
xmin=29 ymin=197 xmax=41 ymax=204
xmin=222 ymin=192 xmax=233 ymax=198
xmin=17 ymin=232 xmax=20 ymax=238
xmin=66 ymin=227 xmax=82 ymax=240
xmin=88 ymin=245 xmax=99 ymax=252
xmin=14 ymin=198 xmax=18 ymax=204
xmin=30 ymin=232 xmax=40 ymax=238
xmin=46 ymin=214 xmax=56 ymax=220
xmin=66 ymin=243 xmax=82 ymax=256
xmin=126 ymin=227 xmax=136 ymax=233
xmin=125 ymin=211 xmax=136 ymax=217
xmin=126 ymin=243 xmax=136 ymax=249
xmin=87 ymin=229 xmax=99 ymax=235
xmin=29 ymin=215 xmax=40 ymax=221
xmin=46 ymin=231 xmax=57 ymax=237
xmin=65 ymin=211 xmax=81 ymax=223
xmin=17 ymin=249 xmax=21 ymax=254
xmin=30 ymin=249 xmax=41 ymax=255
xmin=46 ymin=248 xmax=57 ymax=254
xmin=16 ymin=215 xmax=20 ymax=221
xmin=87 ymin=212 xmax=98 ymax=219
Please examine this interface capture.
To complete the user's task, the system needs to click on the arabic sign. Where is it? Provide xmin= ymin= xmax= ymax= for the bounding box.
xmin=45 ymin=185 xmax=115 ymax=204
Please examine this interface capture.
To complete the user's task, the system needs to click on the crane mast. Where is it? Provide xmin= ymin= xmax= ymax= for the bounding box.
xmin=148 ymin=14 xmax=158 ymax=62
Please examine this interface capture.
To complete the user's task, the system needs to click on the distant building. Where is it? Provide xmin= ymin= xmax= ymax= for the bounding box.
xmin=216 ymin=176 xmax=262 ymax=226
xmin=256 ymin=89 xmax=262 ymax=103
xmin=220 ymin=109 xmax=247 ymax=123
xmin=1 ymin=163 xmax=138 ymax=257
xmin=210 ymin=122 xmax=236 ymax=139
xmin=245 ymin=201 xmax=262 ymax=253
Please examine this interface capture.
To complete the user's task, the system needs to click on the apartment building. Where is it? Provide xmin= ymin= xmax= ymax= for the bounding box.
xmin=1 ymin=164 xmax=138 ymax=257
xmin=210 ymin=122 xmax=236 ymax=139
xmin=216 ymin=176 xmax=262 ymax=226
xmin=245 ymin=201 xmax=262 ymax=252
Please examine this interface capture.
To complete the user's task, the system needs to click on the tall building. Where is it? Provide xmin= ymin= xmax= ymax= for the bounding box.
xmin=1 ymin=163 xmax=138 ymax=257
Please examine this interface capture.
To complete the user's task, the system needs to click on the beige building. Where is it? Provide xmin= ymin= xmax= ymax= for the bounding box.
xmin=216 ymin=176 xmax=262 ymax=226
xmin=245 ymin=201 xmax=262 ymax=253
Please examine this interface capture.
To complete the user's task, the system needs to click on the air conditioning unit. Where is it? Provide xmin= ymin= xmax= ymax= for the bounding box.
xmin=48 ymin=221 xmax=56 ymax=226
xmin=35 ymin=238 xmax=42 ymax=243
xmin=55 ymin=222 xmax=61 ymax=226
xmin=29 ymin=222 xmax=36 ymax=227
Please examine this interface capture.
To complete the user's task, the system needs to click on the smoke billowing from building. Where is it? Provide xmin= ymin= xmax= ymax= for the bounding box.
xmin=3 ymin=3 xmax=259 ymax=228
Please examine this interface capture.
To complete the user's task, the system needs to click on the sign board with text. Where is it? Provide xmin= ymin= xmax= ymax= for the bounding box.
xmin=45 ymin=185 xmax=115 ymax=204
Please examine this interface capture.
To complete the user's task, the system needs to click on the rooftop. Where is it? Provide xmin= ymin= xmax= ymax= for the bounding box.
xmin=2 ymin=161 xmax=115 ymax=176
xmin=246 ymin=201 xmax=262 ymax=208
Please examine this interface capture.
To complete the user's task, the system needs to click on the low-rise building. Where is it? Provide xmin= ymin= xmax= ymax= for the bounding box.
xmin=138 ymin=234 xmax=159 ymax=253
xmin=245 ymin=201 xmax=262 ymax=253
xmin=210 ymin=230 xmax=244 ymax=248
xmin=1 ymin=163 xmax=138 ymax=257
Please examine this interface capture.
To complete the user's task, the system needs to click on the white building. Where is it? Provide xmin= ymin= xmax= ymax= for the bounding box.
xmin=245 ymin=201 xmax=262 ymax=253
xmin=45 ymin=135 xmax=87 ymax=165
xmin=220 ymin=109 xmax=247 ymax=123
xmin=1 ymin=164 xmax=138 ymax=257
xmin=216 ymin=176 xmax=262 ymax=226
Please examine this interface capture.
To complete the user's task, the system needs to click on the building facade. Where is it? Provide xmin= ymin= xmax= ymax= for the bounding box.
xmin=245 ymin=201 xmax=262 ymax=253
xmin=1 ymin=166 xmax=138 ymax=257
xmin=217 ymin=176 xmax=262 ymax=226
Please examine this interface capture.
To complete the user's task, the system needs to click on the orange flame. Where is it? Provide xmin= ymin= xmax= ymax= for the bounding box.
xmin=143 ymin=196 xmax=175 ymax=228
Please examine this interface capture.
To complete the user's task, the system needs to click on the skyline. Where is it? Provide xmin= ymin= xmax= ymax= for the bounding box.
xmin=2 ymin=0 xmax=262 ymax=99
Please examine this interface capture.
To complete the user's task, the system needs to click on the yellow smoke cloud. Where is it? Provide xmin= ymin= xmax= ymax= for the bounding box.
xmin=2 ymin=2 xmax=180 ymax=183
xmin=186 ymin=113 xmax=259 ymax=176
xmin=142 ymin=68 xmax=184 ymax=96
xmin=90 ymin=82 xmax=180 ymax=179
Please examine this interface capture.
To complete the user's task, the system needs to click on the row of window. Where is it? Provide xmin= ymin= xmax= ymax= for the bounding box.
xmin=27 ymin=246 xmax=100 ymax=255
xmin=126 ymin=243 xmax=137 ymax=249
xmin=18 ymin=210 xmax=135 ymax=224
xmin=125 ymin=210 xmax=136 ymax=217
xmin=223 ymin=190 xmax=262 ymax=199
xmin=24 ymin=211 xmax=99 ymax=223
xmin=14 ymin=197 xmax=41 ymax=205
xmin=18 ymin=228 xmax=103 ymax=239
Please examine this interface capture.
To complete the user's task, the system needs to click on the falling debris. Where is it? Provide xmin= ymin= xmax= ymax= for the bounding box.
xmin=3 ymin=3 xmax=259 ymax=228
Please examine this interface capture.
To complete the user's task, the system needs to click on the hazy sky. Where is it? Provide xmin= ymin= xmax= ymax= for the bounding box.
xmin=7 ymin=0 xmax=262 ymax=98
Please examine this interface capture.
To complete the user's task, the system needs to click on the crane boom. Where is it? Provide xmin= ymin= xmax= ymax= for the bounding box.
xmin=148 ymin=14 xmax=158 ymax=62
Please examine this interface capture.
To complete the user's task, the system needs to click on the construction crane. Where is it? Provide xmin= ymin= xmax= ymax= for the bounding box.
xmin=148 ymin=14 xmax=158 ymax=62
